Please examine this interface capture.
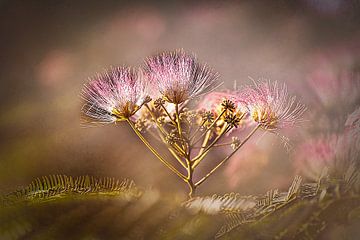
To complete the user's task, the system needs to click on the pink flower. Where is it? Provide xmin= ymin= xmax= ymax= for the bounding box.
xmin=306 ymin=54 xmax=360 ymax=108
xmin=240 ymin=80 xmax=306 ymax=131
xmin=143 ymin=49 xmax=219 ymax=104
xmin=81 ymin=67 xmax=148 ymax=124
xmin=293 ymin=135 xmax=339 ymax=180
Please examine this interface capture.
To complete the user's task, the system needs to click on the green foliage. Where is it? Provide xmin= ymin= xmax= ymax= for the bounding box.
xmin=1 ymin=174 xmax=359 ymax=239
xmin=1 ymin=175 xmax=141 ymax=206
xmin=185 ymin=176 xmax=309 ymax=238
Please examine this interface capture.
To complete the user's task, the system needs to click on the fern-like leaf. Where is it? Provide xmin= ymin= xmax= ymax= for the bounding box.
xmin=1 ymin=175 xmax=141 ymax=206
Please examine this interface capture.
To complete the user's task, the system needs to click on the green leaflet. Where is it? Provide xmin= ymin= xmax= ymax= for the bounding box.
xmin=1 ymin=175 xmax=141 ymax=206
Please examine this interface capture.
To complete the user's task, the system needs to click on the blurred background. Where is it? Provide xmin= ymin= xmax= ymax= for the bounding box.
xmin=0 ymin=0 xmax=359 ymax=197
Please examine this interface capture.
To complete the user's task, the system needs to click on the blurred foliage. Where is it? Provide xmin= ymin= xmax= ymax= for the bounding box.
xmin=1 ymin=169 xmax=359 ymax=239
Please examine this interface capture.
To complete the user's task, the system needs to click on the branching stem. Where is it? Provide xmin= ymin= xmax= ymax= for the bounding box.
xmin=160 ymin=104 xmax=176 ymax=125
xmin=195 ymin=124 xmax=260 ymax=187
xmin=127 ymin=119 xmax=186 ymax=181
xmin=145 ymin=104 xmax=186 ymax=156
xmin=192 ymin=109 xmax=227 ymax=145
xmin=192 ymin=124 xmax=231 ymax=169
xmin=189 ymin=119 xmax=206 ymax=141
xmin=158 ymin=132 xmax=187 ymax=169
xmin=175 ymin=103 xmax=188 ymax=155
xmin=193 ymin=142 xmax=233 ymax=148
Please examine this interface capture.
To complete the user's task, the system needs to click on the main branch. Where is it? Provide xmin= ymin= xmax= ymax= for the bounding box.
xmin=127 ymin=119 xmax=187 ymax=181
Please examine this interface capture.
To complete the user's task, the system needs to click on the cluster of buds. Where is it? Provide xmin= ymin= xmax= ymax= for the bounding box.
xmin=81 ymin=50 xmax=306 ymax=198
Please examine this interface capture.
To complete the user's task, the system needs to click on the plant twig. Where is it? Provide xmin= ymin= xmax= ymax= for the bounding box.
xmin=157 ymin=131 xmax=188 ymax=169
xmin=195 ymin=124 xmax=260 ymax=187
xmin=160 ymin=103 xmax=176 ymax=125
xmin=127 ymin=119 xmax=186 ymax=181
xmin=145 ymin=104 xmax=186 ymax=156
xmin=191 ymin=109 xmax=227 ymax=145
xmin=192 ymin=124 xmax=231 ymax=169
xmin=175 ymin=103 xmax=188 ymax=155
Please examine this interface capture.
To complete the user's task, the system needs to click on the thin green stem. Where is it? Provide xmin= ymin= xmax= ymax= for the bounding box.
xmin=191 ymin=109 xmax=227 ymax=145
xmin=192 ymin=124 xmax=231 ymax=169
xmin=157 ymin=132 xmax=187 ymax=169
xmin=186 ymin=178 xmax=195 ymax=198
xmin=185 ymin=155 xmax=195 ymax=198
xmin=175 ymin=104 xmax=183 ymax=139
xmin=193 ymin=142 xmax=233 ymax=148
xmin=127 ymin=119 xmax=186 ymax=181
xmin=160 ymin=104 xmax=176 ymax=125
xmin=145 ymin=104 xmax=186 ymax=156
xmin=192 ymin=111 xmax=247 ymax=166
xmin=195 ymin=124 xmax=260 ymax=187
xmin=175 ymin=103 xmax=188 ymax=155
xmin=189 ymin=119 xmax=206 ymax=141
xmin=197 ymin=130 xmax=212 ymax=157
xmin=145 ymin=104 xmax=167 ymax=136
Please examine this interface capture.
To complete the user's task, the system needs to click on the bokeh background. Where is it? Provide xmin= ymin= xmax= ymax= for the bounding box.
xmin=1 ymin=0 xmax=359 ymax=198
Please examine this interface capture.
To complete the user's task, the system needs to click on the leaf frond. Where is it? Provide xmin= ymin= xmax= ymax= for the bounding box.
xmin=1 ymin=175 xmax=141 ymax=206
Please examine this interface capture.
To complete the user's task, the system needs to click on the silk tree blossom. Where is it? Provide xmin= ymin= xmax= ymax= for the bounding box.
xmin=80 ymin=51 xmax=307 ymax=198
xmin=306 ymin=55 xmax=360 ymax=108
xmin=81 ymin=67 xmax=149 ymax=124
xmin=294 ymin=134 xmax=339 ymax=181
xmin=144 ymin=50 xmax=219 ymax=104
xmin=240 ymin=80 xmax=306 ymax=131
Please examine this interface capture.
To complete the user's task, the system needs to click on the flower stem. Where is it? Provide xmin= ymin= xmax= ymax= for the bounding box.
xmin=191 ymin=109 xmax=226 ymax=145
xmin=189 ymin=119 xmax=206 ymax=141
xmin=195 ymin=124 xmax=260 ymax=187
xmin=160 ymin=103 xmax=176 ymax=125
xmin=157 ymin=132 xmax=187 ymax=169
xmin=145 ymin=104 xmax=186 ymax=156
xmin=192 ymin=111 xmax=247 ymax=168
xmin=127 ymin=119 xmax=186 ymax=181
xmin=192 ymin=124 xmax=231 ymax=169
xmin=175 ymin=104 xmax=183 ymax=139
xmin=193 ymin=142 xmax=233 ymax=148
xmin=198 ymin=130 xmax=212 ymax=156
xmin=175 ymin=103 xmax=188 ymax=154
xmin=186 ymin=179 xmax=196 ymax=198
xmin=185 ymin=158 xmax=195 ymax=198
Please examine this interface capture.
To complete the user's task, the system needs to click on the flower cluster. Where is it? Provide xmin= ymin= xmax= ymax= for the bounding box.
xmin=240 ymin=80 xmax=307 ymax=130
xmin=292 ymin=105 xmax=360 ymax=189
xmin=294 ymin=134 xmax=340 ymax=180
xmin=80 ymin=50 xmax=306 ymax=198
xmin=81 ymin=67 xmax=149 ymax=123
xmin=197 ymin=80 xmax=306 ymax=133
xmin=144 ymin=50 xmax=219 ymax=104
xmin=81 ymin=50 xmax=219 ymax=123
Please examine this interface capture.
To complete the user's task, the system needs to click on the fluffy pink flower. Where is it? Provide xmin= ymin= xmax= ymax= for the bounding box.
xmin=81 ymin=67 xmax=148 ymax=124
xmin=306 ymin=55 xmax=360 ymax=108
xmin=144 ymin=50 xmax=219 ymax=104
xmin=294 ymin=135 xmax=339 ymax=180
xmin=240 ymin=80 xmax=306 ymax=130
